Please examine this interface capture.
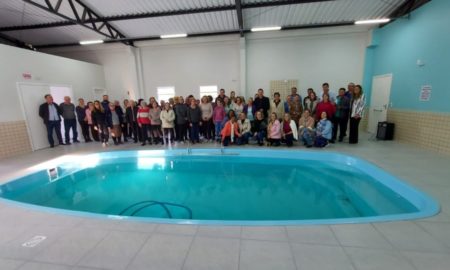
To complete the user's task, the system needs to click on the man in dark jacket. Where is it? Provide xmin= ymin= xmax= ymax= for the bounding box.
xmin=76 ymin=98 xmax=92 ymax=142
xmin=38 ymin=94 xmax=64 ymax=148
xmin=125 ymin=100 xmax=140 ymax=143
xmin=254 ymin=88 xmax=270 ymax=118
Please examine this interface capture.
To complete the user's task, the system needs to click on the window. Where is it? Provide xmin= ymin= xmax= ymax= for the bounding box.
xmin=157 ymin=86 xmax=175 ymax=103
xmin=199 ymin=85 xmax=218 ymax=99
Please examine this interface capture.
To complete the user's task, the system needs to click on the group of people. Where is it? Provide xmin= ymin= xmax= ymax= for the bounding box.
xmin=38 ymin=82 xmax=365 ymax=149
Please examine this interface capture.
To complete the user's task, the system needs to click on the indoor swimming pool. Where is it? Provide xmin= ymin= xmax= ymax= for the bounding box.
xmin=0 ymin=149 xmax=439 ymax=225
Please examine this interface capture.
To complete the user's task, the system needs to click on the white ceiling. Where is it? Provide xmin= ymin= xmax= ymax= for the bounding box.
xmin=0 ymin=0 xmax=408 ymax=47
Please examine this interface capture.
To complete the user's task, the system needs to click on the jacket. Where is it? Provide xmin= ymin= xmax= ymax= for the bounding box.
xmin=282 ymin=120 xmax=298 ymax=140
xmin=174 ymin=104 xmax=188 ymax=124
xmin=187 ymin=106 xmax=202 ymax=123
xmin=92 ymin=109 xmax=112 ymax=128
xmin=269 ymin=100 xmax=285 ymax=119
xmin=221 ymin=121 xmax=240 ymax=138
xmin=160 ymin=109 xmax=175 ymax=128
xmin=39 ymin=102 xmax=62 ymax=124
xmin=251 ymin=118 xmax=267 ymax=133
xmin=126 ymin=106 xmax=138 ymax=123
xmin=268 ymin=119 xmax=281 ymax=139
xmin=351 ymin=94 xmax=366 ymax=118
xmin=254 ymin=96 xmax=270 ymax=117
xmin=213 ymin=106 xmax=226 ymax=122
xmin=316 ymin=119 xmax=332 ymax=140
xmin=316 ymin=101 xmax=336 ymax=120
xmin=149 ymin=107 xmax=162 ymax=125
xmin=137 ymin=107 xmax=151 ymax=125
xmin=238 ymin=118 xmax=251 ymax=134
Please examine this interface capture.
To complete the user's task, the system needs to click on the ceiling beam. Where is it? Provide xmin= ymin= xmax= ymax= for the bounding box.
xmin=20 ymin=0 xmax=132 ymax=46
xmin=1 ymin=0 xmax=335 ymax=32
xmin=235 ymin=0 xmax=244 ymax=37
xmin=34 ymin=21 xmax=353 ymax=49
xmin=0 ymin=32 xmax=34 ymax=50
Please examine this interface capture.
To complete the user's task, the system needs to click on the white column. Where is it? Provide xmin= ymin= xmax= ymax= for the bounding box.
xmin=239 ymin=37 xmax=247 ymax=98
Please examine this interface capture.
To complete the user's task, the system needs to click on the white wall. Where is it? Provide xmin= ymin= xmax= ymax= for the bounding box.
xmin=42 ymin=26 xmax=371 ymax=102
xmin=246 ymin=27 xmax=369 ymax=98
xmin=45 ymin=44 xmax=137 ymax=101
xmin=138 ymin=36 xmax=241 ymax=99
xmin=0 ymin=44 xmax=106 ymax=122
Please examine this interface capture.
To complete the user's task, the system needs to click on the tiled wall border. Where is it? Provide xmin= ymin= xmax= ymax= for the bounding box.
xmin=0 ymin=121 xmax=32 ymax=159
xmin=387 ymin=109 xmax=450 ymax=154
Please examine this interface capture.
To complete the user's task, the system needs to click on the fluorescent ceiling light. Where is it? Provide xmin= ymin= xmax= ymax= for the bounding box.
xmin=355 ymin=18 xmax=390 ymax=25
xmin=79 ymin=40 xmax=104 ymax=45
xmin=160 ymin=33 xmax=188 ymax=39
xmin=251 ymin=26 xmax=282 ymax=32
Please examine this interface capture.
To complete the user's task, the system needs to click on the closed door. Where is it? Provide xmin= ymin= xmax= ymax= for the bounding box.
xmin=17 ymin=83 xmax=51 ymax=150
xmin=368 ymin=74 xmax=392 ymax=134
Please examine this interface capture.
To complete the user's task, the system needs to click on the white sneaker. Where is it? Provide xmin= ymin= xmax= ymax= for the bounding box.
xmin=102 ymin=142 xmax=106 ymax=147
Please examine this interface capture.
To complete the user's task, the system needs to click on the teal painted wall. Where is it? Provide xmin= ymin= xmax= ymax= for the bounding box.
xmin=366 ymin=0 xmax=450 ymax=113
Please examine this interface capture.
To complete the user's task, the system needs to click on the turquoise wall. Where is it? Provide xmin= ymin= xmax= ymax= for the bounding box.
xmin=365 ymin=0 xmax=450 ymax=113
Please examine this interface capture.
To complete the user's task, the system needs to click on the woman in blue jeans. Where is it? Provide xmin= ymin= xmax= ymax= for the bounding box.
xmin=315 ymin=111 xmax=332 ymax=148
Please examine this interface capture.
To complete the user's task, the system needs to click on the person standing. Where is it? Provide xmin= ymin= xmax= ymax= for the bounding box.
xmin=160 ymin=103 xmax=176 ymax=145
xmin=319 ymin=83 xmax=337 ymax=103
xmin=76 ymin=98 xmax=91 ymax=142
xmin=60 ymin=96 xmax=79 ymax=144
xmin=270 ymin=92 xmax=285 ymax=121
xmin=334 ymin=88 xmax=351 ymax=142
xmin=187 ymin=98 xmax=202 ymax=144
xmin=85 ymin=101 xmax=99 ymax=141
xmin=349 ymin=85 xmax=366 ymax=144
xmin=109 ymin=102 xmax=123 ymax=145
xmin=175 ymin=96 xmax=188 ymax=143
xmin=346 ymin=82 xmax=355 ymax=99
xmin=254 ymin=88 xmax=270 ymax=118
xmin=137 ymin=101 xmax=152 ymax=146
xmin=92 ymin=100 xmax=111 ymax=147
xmin=126 ymin=100 xmax=140 ymax=143
xmin=101 ymin=95 xmax=110 ymax=112
xmin=39 ymin=94 xmax=64 ymax=148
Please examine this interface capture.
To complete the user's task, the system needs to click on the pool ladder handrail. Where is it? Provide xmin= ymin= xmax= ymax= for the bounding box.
xmin=119 ymin=200 xmax=193 ymax=219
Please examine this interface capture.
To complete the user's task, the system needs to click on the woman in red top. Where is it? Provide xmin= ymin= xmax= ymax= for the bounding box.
xmin=221 ymin=114 xmax=240 ymax=146
xmin=315 ymin=93 xmax=336 ymax=121
xmin=137 ymin=101 xmax=152 ymax=146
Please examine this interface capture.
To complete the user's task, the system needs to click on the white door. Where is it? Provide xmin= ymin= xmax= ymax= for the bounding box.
xmin=17 ymin=83 xmax=52 ymax=150
xmin=368 ymin=74 xmax=392 ymax=134
xmin=50 ymin=85 xmax=74 ymax=140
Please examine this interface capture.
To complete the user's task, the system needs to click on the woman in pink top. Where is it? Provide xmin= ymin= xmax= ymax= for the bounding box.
xmin=267 ymin=112 xmax=281 ymax=146
xmin=213 ymin=99 xmax=226 ymax=141
xmin=85 ymin=102 xmax=99 ymax=141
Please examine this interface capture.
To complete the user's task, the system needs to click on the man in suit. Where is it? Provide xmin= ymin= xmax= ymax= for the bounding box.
xmin=38 ymin=94 xmax=65 ymax=148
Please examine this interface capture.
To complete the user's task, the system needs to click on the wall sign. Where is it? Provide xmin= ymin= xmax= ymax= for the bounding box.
xmin=419 ymin=85 xmax=432 ymax=101
xmin=22 ymin=73 xmax=32 ymax=80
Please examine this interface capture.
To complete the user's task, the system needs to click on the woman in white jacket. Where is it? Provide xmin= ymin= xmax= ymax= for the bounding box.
xmin=281 ymin=113 xmax=298 ymax=147
xmin=160 ymin=103 xmax=175 ymax=144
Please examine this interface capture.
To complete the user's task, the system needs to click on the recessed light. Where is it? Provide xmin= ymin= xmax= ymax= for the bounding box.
xmin=160 ymin=34 xmax=188 ymax=39
xmin=250 ymin=26 xmax=282 ymax=32
xmin=355 ymin=19 xmax=390 ymax=25
xmin=79 ymin=40 xmax=104 ymax=45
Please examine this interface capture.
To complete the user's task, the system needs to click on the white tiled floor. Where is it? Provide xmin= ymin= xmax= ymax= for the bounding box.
xmin=1 ymin=133 xmax=450 ymax=270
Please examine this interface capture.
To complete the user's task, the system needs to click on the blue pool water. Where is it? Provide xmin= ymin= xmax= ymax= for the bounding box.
xmin=0 ymin=150 xmax=439 ymax=225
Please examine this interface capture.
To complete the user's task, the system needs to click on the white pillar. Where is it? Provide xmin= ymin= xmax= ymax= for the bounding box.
xmin=239 ymin=37 xmax=247 ymax=98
